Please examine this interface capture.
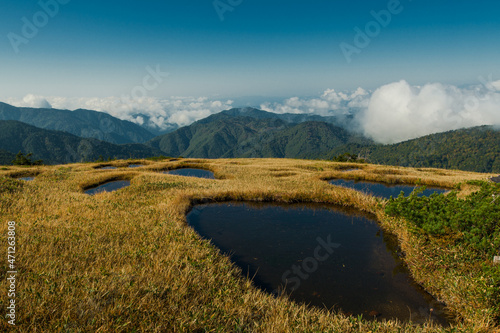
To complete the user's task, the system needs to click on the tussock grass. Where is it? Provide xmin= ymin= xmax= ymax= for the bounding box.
xmin=142 ymin=161 xmax=217 ymax=175
xmin=320 ymin=163 xmax=490 ymax=189
xmin=0 ymin=158 xmax=498 ymax=332
xmin=4 ymin=166 xmax=43 ymax=179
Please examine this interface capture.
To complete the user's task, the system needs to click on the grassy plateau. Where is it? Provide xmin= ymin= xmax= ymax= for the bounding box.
xmin=0 ymin=158 xmax=499 ymax=332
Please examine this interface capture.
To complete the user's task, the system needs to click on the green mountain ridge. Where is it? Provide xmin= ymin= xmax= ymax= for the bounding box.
xmin=0 ymin=120 xmax=160 ymax=165
xmin=0 ymin=107 xmax=499 ymax=174
xmin=147 ymin=110 xmax=500 ymax=172
xmin=206 ymin=107 xmax=354 ymax=128
xmin=0 ymin=102 xmax=155 ymax=144
xmin=361 ymin=126 xmax=500 ymax=173
xmin=147 ymin=113 xmax=372 ymax=159
xmin=257 ymin=121 xmax=372 ymax=159
xmin=148 ymin=116 xmax=290 ymax=158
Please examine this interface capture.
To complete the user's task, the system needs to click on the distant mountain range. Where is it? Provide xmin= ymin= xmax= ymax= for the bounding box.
xmin=147 ymin=109 xmax=370 ymax=159
xmin=0 ymin=102 xmax=155 ymax=144
xmin=0 ymin=104 xmax=498 ymax=173
xmin=0 ymin=120 xmax=159 ymax=164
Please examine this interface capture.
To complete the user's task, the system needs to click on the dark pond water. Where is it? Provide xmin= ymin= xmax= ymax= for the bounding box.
xmin=329 ymin=179 xmax=446 ymax=199
xmin=18 ymin=177 xmax=35 ymax=181
xmin=492 ymin=176 xmax=500 ymax=183
xmin=128 ymin=164 xmax=144 ymax=168
xmin=166 ymin=168 xmax=215 ymax=179
xmin=98 ymin=166 xmax=117 ymax=170
xmin=84 ymin=180 xmax=130 ymax=195
xmin=187 ymin=202 xmax=450 ymax=325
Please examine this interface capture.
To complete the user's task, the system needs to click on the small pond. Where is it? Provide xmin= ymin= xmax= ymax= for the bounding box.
xmin=98 ymin=166 xmax=117 ymax=170
xmin=128 ymin=164 xmax=144 ymax=168
xmin=166 ymin=168 xmax=215 ymax=179
xmin=84 ymin=180 xmax=130 ymax=195
xmin=492 ymin=176 xmax=500 ymax=183
xmin=18 ymin=177 xmax=35 ymax=181
xmin=329 ymin=179 xmax=446 ymax=199
xmin=340 ymin=169 xmax=360 ymax=172
xmin=187 ymin=202 xmax=450 ymax=325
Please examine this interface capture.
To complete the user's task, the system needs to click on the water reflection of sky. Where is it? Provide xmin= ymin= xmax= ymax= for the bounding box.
xmin=166 ymin=168 xmax=215 ymax=179
xmin=329 ymin=179 xmax=446 ymax=199
xmin=18 ymin=177 xmax=35 ymax=181
xmin=84 ymin=180 xmax=130 ymax=195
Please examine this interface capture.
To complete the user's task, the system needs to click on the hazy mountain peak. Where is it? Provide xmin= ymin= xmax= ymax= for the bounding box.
xmin=0 ymin=102 xmax=155 ymax=144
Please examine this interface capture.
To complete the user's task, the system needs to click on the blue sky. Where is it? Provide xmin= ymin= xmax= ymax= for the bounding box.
xmin=1 ymin=0 xmax=500 ymax=100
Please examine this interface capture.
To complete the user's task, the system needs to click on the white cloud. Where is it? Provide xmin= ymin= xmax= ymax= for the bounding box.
xmin=11 ymin=94 xmax=52 ymax=109
xmin=358 ymin=80 xmax=500 ymax=144
xmin=260 ymin=87 xmax=370 ymax=116
xmin=491 ymin=80 xmax=500 ymax=91
xmin=5 ymin=95 xmax=234 ymax=130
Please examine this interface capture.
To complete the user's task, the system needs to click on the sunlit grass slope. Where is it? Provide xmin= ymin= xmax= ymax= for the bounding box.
xmin=0 ymin=158 xmax=498 ymax=332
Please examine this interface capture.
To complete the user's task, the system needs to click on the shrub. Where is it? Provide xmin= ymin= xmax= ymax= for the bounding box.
xmin=386 ymin=182 xmax=500 ymax=256
xmin=332 ymin=153 xmax=366 ymax=163
xmin=11 ymin=151 xmax=43 ymax=166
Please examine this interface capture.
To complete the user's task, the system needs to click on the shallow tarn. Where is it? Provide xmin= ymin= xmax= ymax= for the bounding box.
xmin=166 ymin=168 xmax=215 ymax=179
xmin=128 ymin=164 xmax=144 ymax=168
xmin=84 ymin=180 xmax=130 ymax=195
xmin=187 ymin=202 xmax=451 ymax=325
xmin=18 ymin=177 xmax=35 ymax=181
xmin=329 ymin=179 xmax=447 ymax=199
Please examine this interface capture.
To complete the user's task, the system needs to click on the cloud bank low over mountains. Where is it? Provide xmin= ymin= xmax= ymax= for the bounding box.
xmin=6 ymin=79 xmax=500 ymax=144
xmin=6 ymin=95 xmax=235 ymax=134
xmin=260 ymin=87 xmax=370 ymax=116
xmin=360 ymin=80 xmax=500 ymax=144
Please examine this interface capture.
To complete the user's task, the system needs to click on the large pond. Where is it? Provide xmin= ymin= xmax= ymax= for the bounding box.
xmin=187 ymin=202 xmax=450 ymax=325
xmin=166 ymin=168 xmax=215 ymax=179
xmin=84 ymin=180 xmax=130 ymax=195
xmin=329 ymin=179 xmax=447 ymax=199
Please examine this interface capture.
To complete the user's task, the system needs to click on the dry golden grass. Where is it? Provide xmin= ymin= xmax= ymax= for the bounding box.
xmin=0 ymin=158 xmax=498 ymax=332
